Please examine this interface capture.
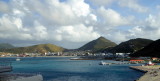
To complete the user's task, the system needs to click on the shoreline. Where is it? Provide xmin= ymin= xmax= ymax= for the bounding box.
xmin=0 ymin=56 xmax=76 ymax=58
xmin=129 ymin=65 xmax=160 ymax=81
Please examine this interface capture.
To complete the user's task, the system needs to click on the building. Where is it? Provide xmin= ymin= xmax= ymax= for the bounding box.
xmin=129 ymin=59 xmax=145 ymax=63
xmin=152 ymin=57 xmax=158 ymax=61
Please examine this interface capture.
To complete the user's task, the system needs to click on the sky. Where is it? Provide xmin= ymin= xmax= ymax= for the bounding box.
xmin=0 ymin=0 xmax=160 ymax=49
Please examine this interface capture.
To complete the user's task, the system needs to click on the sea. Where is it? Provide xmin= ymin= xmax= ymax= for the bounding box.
xmin=0 ymin=57 xmax=144 ymax=81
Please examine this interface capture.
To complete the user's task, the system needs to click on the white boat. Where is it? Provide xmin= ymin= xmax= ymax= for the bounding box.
xmin=70 ymin=57 xmax=82 ymax=60
xmin=99 ymin=61 xmax=111 ymax=65
xmin=16 ymin=58 xmax=21 ymax=61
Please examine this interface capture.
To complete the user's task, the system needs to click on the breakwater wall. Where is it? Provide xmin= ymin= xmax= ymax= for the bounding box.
xmin=129 ymin=66 xmax=160 ymax=81
xmin=129 ymin=66 xmax=148 ymax=73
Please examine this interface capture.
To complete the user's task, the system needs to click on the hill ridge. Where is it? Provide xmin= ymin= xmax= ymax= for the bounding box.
xmin=78 ymin=36 xmax=117 ymax=52
xmin=130 ymin=39 xmax=160 ymax=57
xmin=0 ymin=43 xmax=65 ymax=54
xmin=103 ymin=38 xmax=153 ymax=53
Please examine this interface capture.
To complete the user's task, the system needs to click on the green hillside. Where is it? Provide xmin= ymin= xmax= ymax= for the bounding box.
xmin=0 ymin=43 xmax=15 ymax=49
xmin=130 ymin=39 xmax=160 ymax=57
xmin=78 ymin=36 xmax=117 ymax=52
xmin=1 ymin=44 xmax=65 ymax=54
xmin=103 ymin=38 xmax=153 ymax=53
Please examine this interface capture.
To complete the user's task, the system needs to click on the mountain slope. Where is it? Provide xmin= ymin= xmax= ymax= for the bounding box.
xmin=0 ymin=43 xmax=15 ymax=49
xmin=78 ymin=37 xmax=117 ymax=52
xmin=1 ymin=44 xmax=65 ymax=54
xmin=103 ymin=38 xmax=153 ymax=53
xmin=130 ymin=39 xmax=160 ymax=57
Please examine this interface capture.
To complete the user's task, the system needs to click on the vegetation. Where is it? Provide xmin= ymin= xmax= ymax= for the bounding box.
xmin=130 ymin=39 xmax=160 ymax=57
xmin=78 ymin=36 xmax=117 ymax=52
xmin=0 ymin=44 xmax=65 ymax=54
xmin=0 ymin=43 xmax=15 ymax=49
xmin=103 ymin=38 xmax=153 ymax=53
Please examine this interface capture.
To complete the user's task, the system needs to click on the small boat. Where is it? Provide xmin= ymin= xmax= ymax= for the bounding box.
xmin=70 ymin=57 xmax=81 ymax=60
xmin=99 ymin=61 xmax=111 ymax=65
xmin=16 ymin=58 xmax=21 ymax=61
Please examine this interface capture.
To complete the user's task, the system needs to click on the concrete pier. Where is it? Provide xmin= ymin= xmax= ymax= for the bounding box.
xmin=0 ymin=61 xmax=12 ymax=73
xmin=129 ymin=65 xmax=160 ymax=81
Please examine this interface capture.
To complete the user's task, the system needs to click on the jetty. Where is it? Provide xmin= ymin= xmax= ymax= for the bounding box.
xmin=0 ymin=61 xmax=12 ymax=73
xmin=129 ymin=65 xmax=160 ymax=81
xmin=99 ymin=61 xmax=131 ymax=65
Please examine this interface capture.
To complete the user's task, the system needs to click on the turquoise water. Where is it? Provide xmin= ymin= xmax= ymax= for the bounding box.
xmin=1 ymin=57 xmax=143 ymax=81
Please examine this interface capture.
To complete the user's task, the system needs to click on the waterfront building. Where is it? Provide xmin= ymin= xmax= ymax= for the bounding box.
xmin=129 ymin=60 xmax=145 ymax=63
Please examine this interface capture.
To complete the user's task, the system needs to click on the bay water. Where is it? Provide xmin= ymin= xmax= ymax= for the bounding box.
xmin=0 ymin=57 xmax=143 ymax=81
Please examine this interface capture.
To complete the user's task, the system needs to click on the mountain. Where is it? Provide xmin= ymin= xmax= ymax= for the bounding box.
xmin=130 ymin=39 xmax=160 ymax=57
xmin=78 ymin=36 xmax=117 ymax=52
xmin=103 ymin=38 xmax=153 ymax=53
xmin=1 ymin=44 xmax=65 ymax=54
xmin=0 ymin=43 xmax=15 ymax=49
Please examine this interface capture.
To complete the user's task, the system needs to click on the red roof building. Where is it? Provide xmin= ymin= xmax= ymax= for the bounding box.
xmin=129 ymin=60 xmax=144 ymax=63
xmin=130 ymin=60 xmax=144 ymax=61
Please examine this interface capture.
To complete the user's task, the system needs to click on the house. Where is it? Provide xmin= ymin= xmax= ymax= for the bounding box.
xmin=152 ymin=57 xmax=158 ymax=61
xmin=129 ymin=59 xmax=145 ymax=63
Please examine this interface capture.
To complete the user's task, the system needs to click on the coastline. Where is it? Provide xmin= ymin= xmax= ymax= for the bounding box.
xmin=0 ymin=56 xmax=76 ymax=58
xmin=34 ymin=56 xmax=76 ymax=57
xmin=129 ymin=65 xmax=160 ymax=81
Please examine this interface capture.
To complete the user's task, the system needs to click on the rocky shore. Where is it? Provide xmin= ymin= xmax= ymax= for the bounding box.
xmin=130 ymin=65 xmax=160 ymax=81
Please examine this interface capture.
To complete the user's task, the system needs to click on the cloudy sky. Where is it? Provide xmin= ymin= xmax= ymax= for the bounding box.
xmin=0 ymin=0 xmax=160 ymax=49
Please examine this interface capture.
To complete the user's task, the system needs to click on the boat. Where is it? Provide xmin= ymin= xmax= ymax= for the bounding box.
xmin=70 ymin=57 xmax=80 ymax=60
xmin=99 ymin=61 xmax=111 ymax=65
xmin=16 ymin=58 xmax=21 ymax=61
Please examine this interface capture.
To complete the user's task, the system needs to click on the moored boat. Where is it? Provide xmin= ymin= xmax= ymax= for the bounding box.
xmin=16 ymin=58 xmax=21 ymax=61
xmin=99 ymin=61 xmax=111 ymax=65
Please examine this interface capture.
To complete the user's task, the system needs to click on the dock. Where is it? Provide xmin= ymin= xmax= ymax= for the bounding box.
xmin=129 ymin=65 xmax=160 ymax=81
xmin=0 ymin=61 xmax=12 ymax=73
xmin=99 ymin=61 xmax=131 ymax=65
xmin=129 ymin=66 xmax=148 ymax=73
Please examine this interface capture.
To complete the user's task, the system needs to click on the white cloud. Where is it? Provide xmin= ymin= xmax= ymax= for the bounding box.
xmin=68 ymin=0 xmax=90 ymax=17
xmin=88 ymin=0 xmax=114 ymax=6
xmin=0 ymin=1 xmax=9 ymax=13
xmin=32 ymin=21 xmax=48 ymax=40
xmin=24 ymin=0 xmax=94 ymax=26
xmin=118 ymin=0 xmax=148 ymax=13
xmin=103 ymin=13 xmax=160 ymax=44
xmin=145 ymin=15 xmax=160 ymax=28
xmin=13 ymin=9 xmax=25 ymax=17
xmin=0 ymin=0 xmax=159 ymax=49
xmin=97 ymin=7 xmax=131 ymax=27
xmin=156 ymin=5 xmax=160 ymax=9
xmin=125 ymin=14 xmax=160 ymax=41
xmin=54 ymin=24 xmax=100 ymax=42
xmin=0 ymin=15 xmax=32 ymax=40
xmin=105 ymin=31 xmax=127 ymax=44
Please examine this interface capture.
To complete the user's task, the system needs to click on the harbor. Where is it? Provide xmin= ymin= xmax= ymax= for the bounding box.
xmin=0 ymin=57 xmax=143 ymax=81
